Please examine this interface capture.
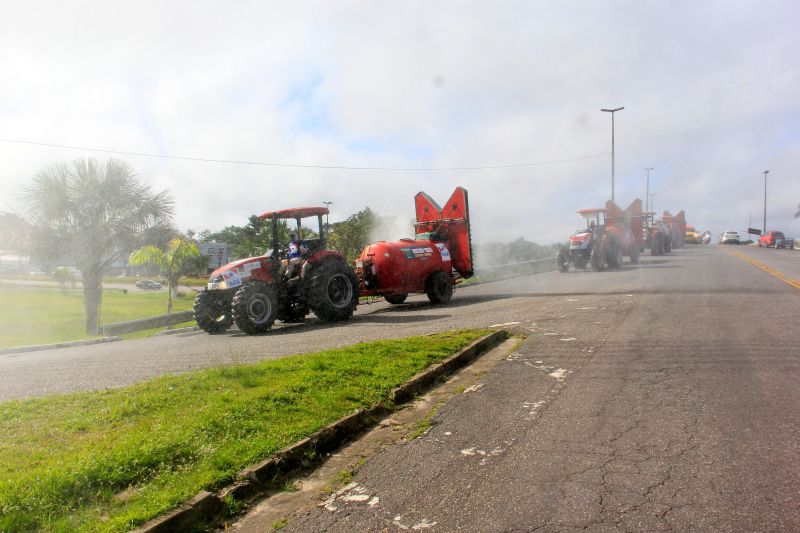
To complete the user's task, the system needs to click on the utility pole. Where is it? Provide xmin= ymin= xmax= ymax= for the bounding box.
xmin=648 ymin=193 xmax=656 ymax=216
xmin=644 ymin=167 xmax=654 ymax=212
xmin=601 ymin=107 xmax=624 ymax=202
xmin=322 ymin=201 xmax=332 ymax=226
xmin=762 ymin=170 xmax=769 ymax=234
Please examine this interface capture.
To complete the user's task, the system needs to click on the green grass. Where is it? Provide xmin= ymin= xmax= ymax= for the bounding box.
xmin=0 ymin=285 xmax=195 ymax=348
xmin=0 ymin=329 xmax=489 ymax=532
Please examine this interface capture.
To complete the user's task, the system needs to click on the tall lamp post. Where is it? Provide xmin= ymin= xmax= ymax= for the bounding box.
xmin=644 ymin=167 xmax=654 ymax=212
xmin=648 ymin=193 xmax=656 ymax=215
xmin=601 ymin=106 xmax=624 ymax=202
xmin=322 ymin=201 xmax=332 ymax=228
xmin=762 ymin=170 xmax=769 ymax=234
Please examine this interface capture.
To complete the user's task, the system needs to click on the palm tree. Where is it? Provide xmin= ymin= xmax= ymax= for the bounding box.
xmin=20 ymin=158 xmax=174 ymax=334
xmin=129 ymin=238 xmax=201 ymax=313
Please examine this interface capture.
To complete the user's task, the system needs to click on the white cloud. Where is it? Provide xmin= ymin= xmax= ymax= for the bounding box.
xmin=1 ymin=0 xmax=798 ymax=245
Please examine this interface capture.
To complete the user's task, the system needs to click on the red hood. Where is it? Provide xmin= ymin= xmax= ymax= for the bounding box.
xmin=210 ymin=256 xmax=262 ymax=277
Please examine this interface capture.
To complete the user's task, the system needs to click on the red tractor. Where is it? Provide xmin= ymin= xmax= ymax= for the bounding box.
xmin=355 ymin=187 xmax=473 ymax=304
xmin=193 ymin=207 xmax=359 ymax=334
xmin=557 ymin=208 xmax=624 ymax=272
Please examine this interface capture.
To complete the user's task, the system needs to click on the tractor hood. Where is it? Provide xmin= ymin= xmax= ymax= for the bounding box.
xmin=207 ymin=256 xmax=270 ymax=290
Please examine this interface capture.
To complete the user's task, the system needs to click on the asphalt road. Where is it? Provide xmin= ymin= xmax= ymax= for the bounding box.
xmin=236 ymin=244 xmax=797 ymax=532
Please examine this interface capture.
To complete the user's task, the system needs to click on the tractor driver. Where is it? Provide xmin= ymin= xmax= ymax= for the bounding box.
xmin=286 ymin=233 xmax=309 ymax=279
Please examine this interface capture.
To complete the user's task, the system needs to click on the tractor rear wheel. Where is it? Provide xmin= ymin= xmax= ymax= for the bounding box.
xmin=557 ymin=249 xmax=569 ymax=272
xmin=606 ymin=237 xmax=623 ymax=269
xmin=385 ymin=293 xmax=408 ymax=304
xmin=232 ymin=281 xmax=278 ymax=334
xmin=308 ymin=259 xmax=359 ymax=322
xmin=590 ymin=244 xmax=605 ymax=271
xmin=426 ymin=271 xmax=453 ymax=304
xmin=629 ymin=244 xmax=640 ymax=263
xmin=194 ymin=289 xmax=233 ymax=334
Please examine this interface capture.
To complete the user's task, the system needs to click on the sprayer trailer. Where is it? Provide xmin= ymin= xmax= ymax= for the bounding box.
xmin=356 ymin=187 xmax=474 ymax=305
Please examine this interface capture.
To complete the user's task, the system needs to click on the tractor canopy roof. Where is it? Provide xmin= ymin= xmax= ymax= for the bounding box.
xmin=258 ymin=207 xmax=329 ymax=220
xmin=577 ymin=208 xmax=607 ymax=218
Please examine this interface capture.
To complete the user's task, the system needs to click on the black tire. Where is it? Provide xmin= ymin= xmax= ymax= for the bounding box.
xmin=194 ymin=289 xmax=233 ymax=334
xmin=308 ymin=259 xmax=359 ymax=322
xmin=629 ymin=243 xmax=640 ymax=264
xmin=557 ymin=249 xmax=569 ymax=273
xmin=590 ymin=244 xmax=605 ymax=271
xmin=231 ymin=281 xmax=278 ymax=334
xmin=426 ymin=271 xmax=454 ymax=304
xmin=385 ymin=293 xmax=408 ymax=304
xmin=664 ymin=237 xmax=672 ymax=253
xmin=606 ymin=236 xmax=622 ymax=269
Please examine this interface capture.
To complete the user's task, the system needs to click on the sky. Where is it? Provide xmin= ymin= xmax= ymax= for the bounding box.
xmin=1 ymin=0 xmax=799 ymax=247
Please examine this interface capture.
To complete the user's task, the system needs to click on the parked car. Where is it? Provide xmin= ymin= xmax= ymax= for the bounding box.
xmin=758 ymin=230 xmax=785 ymax=248
xmin=775 ymin=237 xmax=795 ymax=250
xmin=720 ymin=231 xmax=740 ymax=244
xmin=135 ymin=279 xmax=163 ymax=290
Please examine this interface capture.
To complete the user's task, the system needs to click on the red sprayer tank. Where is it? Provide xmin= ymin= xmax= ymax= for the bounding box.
xmin=356 ymin=187 xmax=473 ymax=304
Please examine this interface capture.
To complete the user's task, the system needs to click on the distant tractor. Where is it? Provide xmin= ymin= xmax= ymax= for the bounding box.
xmin=604 ymin=199 xmax=643 ymax=264
xmin=356 ymin=187 xmax=473 ymax=304
xmin=193 ymin=207 xmax=358 ymax=335
xmin=557 ymin=208 xmax=623 ymax=272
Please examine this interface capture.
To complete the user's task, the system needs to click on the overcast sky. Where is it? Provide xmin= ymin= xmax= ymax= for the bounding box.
xmin=1 ymin=1 xmax=798 ymax=246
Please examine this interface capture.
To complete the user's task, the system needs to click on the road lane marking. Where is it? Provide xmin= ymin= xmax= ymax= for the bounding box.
xmin=728 ymin=250 xmax=800 ymax=290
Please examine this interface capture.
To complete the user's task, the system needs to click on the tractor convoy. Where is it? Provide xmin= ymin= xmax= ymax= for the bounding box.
xmin=557 ymin=199 xmax=690 ymax=272
xmin=193 ymin=184 xmax=690 ymax=334
xmin=194 ymin=188 xmax=473 ymax=335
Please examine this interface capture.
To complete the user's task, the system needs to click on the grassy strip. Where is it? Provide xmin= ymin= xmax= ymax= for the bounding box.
xmin=0 ymin=329 xmax=489 ymax=532
xmin=0 ymin=286 xmax=195 ymax=348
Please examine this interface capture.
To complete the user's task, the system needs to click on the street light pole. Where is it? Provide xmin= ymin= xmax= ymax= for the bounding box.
xmin=601 ymin=107 xmax=624 ymax=202
xmin=648 ymin=193 xmax=656 ymax=215
xmin=762 ymin=170 xmax=769 ymax=234
xmin=644 ymin=167 xmax=654 ymax=212
xmin=322 ymin=201 xmax=332 ymax=226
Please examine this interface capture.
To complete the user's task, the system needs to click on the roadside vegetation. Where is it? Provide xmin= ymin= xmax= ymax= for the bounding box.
xmin=0 ymin=285 xmax=195 ymax=348
xmin=0 ymin=329 xmax=489 ymax=532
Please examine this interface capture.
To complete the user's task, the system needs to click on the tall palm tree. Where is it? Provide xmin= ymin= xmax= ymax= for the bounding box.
xmin=21 ymin=158 xmax=174 ymax=334
xmin=129 ymin=238 xmax=201 ymax=313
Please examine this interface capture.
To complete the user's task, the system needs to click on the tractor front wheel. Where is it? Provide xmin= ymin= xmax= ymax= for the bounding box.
xmin=232 ymin=281 xmax=278 ymax=334
xmin=308 ymin=259 xmax=359 ymax=322
xmin=575 ymin=255 xmax=587 ymax=269
xmin=426 ymin=271 xmax=454 ymax=304
xmin=557 ymin=249 xmax=569 ymax=272
xmin=194 ymin=289 xmax=233 ymax=334
xmin=385 ymin=293 xmax=408 ymax=304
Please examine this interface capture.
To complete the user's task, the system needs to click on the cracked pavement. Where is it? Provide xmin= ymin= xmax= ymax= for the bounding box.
xmin=266 ymin=246 xmax=800 ymax=532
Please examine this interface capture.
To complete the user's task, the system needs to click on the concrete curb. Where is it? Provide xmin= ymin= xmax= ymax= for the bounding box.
xmin=0 ymin=336 xmax=122 ymax=356
xmin=132 ymin=329 xmax=509 ymax=533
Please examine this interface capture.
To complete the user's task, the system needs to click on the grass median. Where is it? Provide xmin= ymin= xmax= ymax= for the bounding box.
xmin=0 ymin=329 xmax=490 ymax=532
xmin=0 ymin=285 xmax=196 ymax=348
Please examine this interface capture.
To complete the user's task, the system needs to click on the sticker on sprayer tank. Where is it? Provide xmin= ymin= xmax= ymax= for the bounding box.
xmin=435 ymin=243 xmax=451 ymax=261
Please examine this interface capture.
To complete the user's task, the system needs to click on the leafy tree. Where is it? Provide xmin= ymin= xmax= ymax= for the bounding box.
xmin=327 ymin=208 xmax=378 ymax=264
xmin=20 ymin=158 xmax=174 ymax=333
xmin=129 ymin=238 xmax=201 ymax=312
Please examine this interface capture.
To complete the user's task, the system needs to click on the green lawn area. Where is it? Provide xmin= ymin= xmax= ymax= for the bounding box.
xmin=0 ymin=285 xmax=196 ymax=349
xmin=0 ymin=329 xmax=490 ymax=533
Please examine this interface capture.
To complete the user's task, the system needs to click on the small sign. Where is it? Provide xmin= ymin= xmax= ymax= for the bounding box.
xmin=748 ymin=228 xmax=762 ymax=235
